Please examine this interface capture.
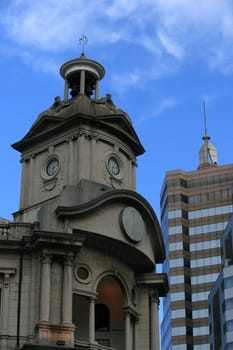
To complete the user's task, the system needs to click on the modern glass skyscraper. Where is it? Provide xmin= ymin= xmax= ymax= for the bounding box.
xmin=160 ymin=126 xmax=233 ymax=349
xmin=209 ymin=215 xmax=233 ymax=350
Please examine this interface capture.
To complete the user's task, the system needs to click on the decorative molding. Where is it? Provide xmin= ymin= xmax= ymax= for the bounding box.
xmin=0 ymin=268 xmax=16 ymax=276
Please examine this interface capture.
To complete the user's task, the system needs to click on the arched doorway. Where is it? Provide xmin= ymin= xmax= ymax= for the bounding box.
xmin=95 ymin=275 xmax=125 ymax=349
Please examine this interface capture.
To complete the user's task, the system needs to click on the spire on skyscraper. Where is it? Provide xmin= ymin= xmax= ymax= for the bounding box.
xmin=198 ymin=101 xmax=218 ymax=169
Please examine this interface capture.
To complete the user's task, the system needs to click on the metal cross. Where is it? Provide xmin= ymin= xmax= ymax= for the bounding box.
xmin=79 ymin=34 xmax=88 ymax=54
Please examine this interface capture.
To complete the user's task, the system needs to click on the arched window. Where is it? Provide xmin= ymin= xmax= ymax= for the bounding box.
xmin=95 ymin=303 xmax=110 ymax=331
xmin=95 ymin=275 xmax=125 ymax=349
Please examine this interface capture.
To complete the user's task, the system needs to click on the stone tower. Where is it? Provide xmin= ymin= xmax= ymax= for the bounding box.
xmin=0 ymin=50 xmax=168 ymax=350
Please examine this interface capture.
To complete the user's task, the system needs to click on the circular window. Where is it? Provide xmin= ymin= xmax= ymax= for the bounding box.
xmin=40 ymin=153 xmax=63 ymax=182
xmin=108 ymin=157 xmax=120 ymax=175
xmin=77 ymin=267 xmax=89 ymax=280
xmin=106 ymin=154 xmax=124 ymax=179
xmin=120 ymin=207 xmax=145 ymax=242
xmin=74 ymin=264 xmax=92 ymax=284
xmin=46 ymin=158 xmax=59 ymax=176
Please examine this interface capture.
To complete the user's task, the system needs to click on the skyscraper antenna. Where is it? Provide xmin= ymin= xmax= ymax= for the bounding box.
xmin=198 ymin=100 xmax=218 ymax=167
xmin=202 ymin=100 xmax=210 ymax=141
xmin=79 ymin=34 xmax=88 ymax=55
xmin=203 ymin=100 xmax=208 ymax=138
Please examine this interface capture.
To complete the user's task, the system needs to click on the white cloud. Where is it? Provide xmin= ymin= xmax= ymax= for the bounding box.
xmin=113 ymin=71 xmax=141 ymax=90
xmin=155 ymin=0 xmax=233 ymax=68
xmin=1 ymin=1 xmax=90 ymax=51
xmin=111 ymin=61 xmax=178 ymax=95
xmin=105 ymin=0 xmax=142 ymax=19
xmin=157 ymin=31 xmax=184 ymax=60
xmin=136 ymin=97 xmax=177 ymax=125
xmin=1 ymin=0 xmax=233 ymax=83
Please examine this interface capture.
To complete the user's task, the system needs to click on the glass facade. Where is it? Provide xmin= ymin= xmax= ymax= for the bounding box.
xmin=160 ymin=165 xmax=233 ymax=350
xmin=209 ymin=216 xmax=233 ymax=350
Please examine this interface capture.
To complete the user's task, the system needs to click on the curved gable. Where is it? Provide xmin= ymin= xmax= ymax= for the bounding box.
xmin=56 ymin=188 xmax=165 ymax=265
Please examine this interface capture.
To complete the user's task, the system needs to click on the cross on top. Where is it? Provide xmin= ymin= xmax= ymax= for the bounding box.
xmin=79 ymin=34 xmax=88 ymax=54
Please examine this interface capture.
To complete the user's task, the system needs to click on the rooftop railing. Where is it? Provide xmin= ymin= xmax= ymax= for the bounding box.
xmin=0 ymin=222 xmax=37 ymax=240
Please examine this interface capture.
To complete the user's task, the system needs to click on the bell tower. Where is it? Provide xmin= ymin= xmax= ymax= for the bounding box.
xmin=4 ymin=45 xmax=168 ymax=350
xmin=60 ymin=52 xmax=105 ymax=99
xmin=13 ymin=48 xmax=144 ymax=224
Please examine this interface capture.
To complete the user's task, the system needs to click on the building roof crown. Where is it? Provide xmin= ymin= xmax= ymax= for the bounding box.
xmin=198 ymin=102 xmax=218 ymax=169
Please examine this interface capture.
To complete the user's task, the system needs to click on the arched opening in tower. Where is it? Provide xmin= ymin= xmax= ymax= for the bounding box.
xmin=95 ymin=275 xmax=125 ymax=349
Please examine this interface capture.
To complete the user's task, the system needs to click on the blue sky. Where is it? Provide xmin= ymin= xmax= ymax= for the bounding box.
xmin=1 ymin=0 xmax=233 ymax=221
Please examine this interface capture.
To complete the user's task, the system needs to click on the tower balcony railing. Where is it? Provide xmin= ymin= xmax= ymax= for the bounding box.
xmin=0 ymin=224 xmax=9 ymax=239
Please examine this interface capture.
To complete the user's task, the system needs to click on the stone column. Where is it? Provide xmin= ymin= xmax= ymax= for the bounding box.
xmin=124 ymin=311 xmax=131 ymax=350
xmin=95 ymin=80 xmax=99 ymax=99
xmin=150 ymin=293 xmax=160 ymax=350
xmin=1 ymin=274 xmax=10 ymax=333
xmin=77 ymin=133 xmax=87 ymax=181
xmin=80 ymin=70 xmax=85 ymax=94
xmin=40 ymin=253 xmax=51 ymax=322
xmin=19 ymin=158 xmax=27 ymax=208
xmin=89 ymin=297 xmax=96 ymax=343
xmin=64 ymin=79 xmax=69 ymax=101
xmin=0 ymin=273 xmax=11 ymax=349
xmin=133 ymin=316 xmax=139 ymax=350
xmin=90 ymin=137 xmax=97 ymax=181
xmin=67 ymin=138 xmax=74 ymax=185
xmin=28 ymin=155 xmax=35 ymax=205
xmin=22 ymin=158 xmax=31 ymax=208
xmin=62 ymin=254 xmax=73 ymax=324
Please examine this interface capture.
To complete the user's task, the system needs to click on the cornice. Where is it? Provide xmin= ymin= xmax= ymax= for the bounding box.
xmin=56 ymin=189 xmax=165 ymax=263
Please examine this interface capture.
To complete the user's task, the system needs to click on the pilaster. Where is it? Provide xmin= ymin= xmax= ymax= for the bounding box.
xmin=89 ymin=296 xmax=96 ymax=344
xmin=39 ymin=252 xmax=51 ymax=322
xmin=0 ymin=268 xmax=15 ymax=349
xmin=124 ymin=311 xmax=131 ymax=350
xmin=62 ymin=254 xmax=73 ymax=324
xmin=150 ymin=292 xmax=160 ymax=350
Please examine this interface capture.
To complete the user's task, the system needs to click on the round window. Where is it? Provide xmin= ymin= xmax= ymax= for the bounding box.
xmin=77 ymin=267 xmax=89 ymax=280
xmin=74 ymin=264 xmax=92 ymax=284
xmin=46 ymin=158 xmax=59 ymax=176
xmin=108 ymin=157 xmax=120 ymax=176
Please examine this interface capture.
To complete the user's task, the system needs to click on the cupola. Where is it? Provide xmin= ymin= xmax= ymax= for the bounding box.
xmin=60 ymin=53 xmax=105 ymax=100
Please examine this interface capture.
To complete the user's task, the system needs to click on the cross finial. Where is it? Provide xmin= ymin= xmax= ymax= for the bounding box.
xmin=79 ymin=34 xmax=88 ymax=54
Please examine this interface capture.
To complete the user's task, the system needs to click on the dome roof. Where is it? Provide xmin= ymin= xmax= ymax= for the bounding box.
xmin=50 ymin=93 xmax=132 ymax=124
xmin=12 ymin=52 xmax=143 ymax=156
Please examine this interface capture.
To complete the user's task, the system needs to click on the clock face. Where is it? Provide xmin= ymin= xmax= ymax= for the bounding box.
xmin=46 ymin=158 xmax=59 ymax=176
xmin=120 ymin=207 xmax=145 ymax=242
xmin=108 ymin=157 xmax=120 ymax=176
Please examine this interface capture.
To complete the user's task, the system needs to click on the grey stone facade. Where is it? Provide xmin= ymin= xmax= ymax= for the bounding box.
xmin=0 ymin=53 xmax=168 ymax=350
